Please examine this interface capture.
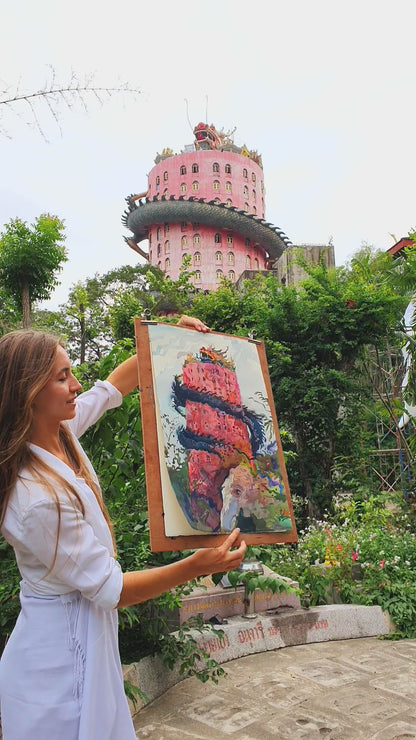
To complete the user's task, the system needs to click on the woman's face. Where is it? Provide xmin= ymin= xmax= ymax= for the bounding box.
xmin=32 ymin=345 xmax=82 ymax=426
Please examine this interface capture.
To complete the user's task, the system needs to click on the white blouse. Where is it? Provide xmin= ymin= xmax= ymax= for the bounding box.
xmin=1 ymin=380 xmax=124 ymax=611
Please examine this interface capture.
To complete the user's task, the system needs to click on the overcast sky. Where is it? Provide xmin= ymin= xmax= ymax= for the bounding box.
xmin=1 ymin=0 xmax=415 ymax=308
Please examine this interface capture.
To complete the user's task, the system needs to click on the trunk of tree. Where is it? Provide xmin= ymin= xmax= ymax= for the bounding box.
xmin=21 ymin=283 xmax=31 ymax=328
xmin=79 ymin=305 xmax=86 ymax=364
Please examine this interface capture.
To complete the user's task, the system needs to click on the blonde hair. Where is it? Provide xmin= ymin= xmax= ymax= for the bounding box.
xmin=0 ymin=330 xmax=114 ymax=558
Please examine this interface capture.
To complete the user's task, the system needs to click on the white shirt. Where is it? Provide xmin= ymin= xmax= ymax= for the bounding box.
xmin=1 ymin=380 xmax=124 ymax=611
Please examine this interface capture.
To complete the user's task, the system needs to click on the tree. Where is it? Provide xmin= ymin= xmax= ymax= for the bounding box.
xmin=110 ymin=259 xmax=197 ymax=341
xmin=0 ymin=214 xmax=66 ymax=328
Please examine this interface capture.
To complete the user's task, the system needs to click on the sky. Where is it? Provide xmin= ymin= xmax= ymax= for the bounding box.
xmin=1 ymin=0 xmax=415 ymax=309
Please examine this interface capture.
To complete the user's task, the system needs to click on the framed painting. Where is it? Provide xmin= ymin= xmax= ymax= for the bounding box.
xmin=135 ymin=319 xmax=297 ymax=551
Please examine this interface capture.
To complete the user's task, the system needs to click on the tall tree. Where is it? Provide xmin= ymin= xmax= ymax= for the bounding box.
xmin=0 ymin=214 xmax=66 ymax=328
xmin=39 ymin=264 xmax=157 ymax=364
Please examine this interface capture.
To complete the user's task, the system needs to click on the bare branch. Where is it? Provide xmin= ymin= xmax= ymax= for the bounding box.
xmin=0 ymin=70 xmax=141 ymax=139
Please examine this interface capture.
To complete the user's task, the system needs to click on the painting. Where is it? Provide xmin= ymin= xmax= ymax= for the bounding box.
xmin=135 ymin=319 xmax=297 ymax=551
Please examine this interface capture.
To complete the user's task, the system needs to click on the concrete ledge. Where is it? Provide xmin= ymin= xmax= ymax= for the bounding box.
xmin=123 ymin=604 xmax=393 ymax=717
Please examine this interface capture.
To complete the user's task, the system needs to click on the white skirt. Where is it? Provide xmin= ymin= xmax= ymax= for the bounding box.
xmin=0 ymin=583 xmax=135 ymax=740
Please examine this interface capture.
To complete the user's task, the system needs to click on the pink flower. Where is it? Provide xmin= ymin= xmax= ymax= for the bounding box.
xmin=379 ymin=560 xmax=385 ymax=569
xmin=351 ymin=551 xmax=359 ymax=562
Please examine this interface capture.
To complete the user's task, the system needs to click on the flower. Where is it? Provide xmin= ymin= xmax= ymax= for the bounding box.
xmin=379 ymin=560 xmax=385 ymax=569
xmin=351 ymin=551 xmax=359 ymax=562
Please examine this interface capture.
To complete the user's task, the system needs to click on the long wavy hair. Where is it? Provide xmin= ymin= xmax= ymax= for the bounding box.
xmin=0 ymin=330 xmax=114 ymax=558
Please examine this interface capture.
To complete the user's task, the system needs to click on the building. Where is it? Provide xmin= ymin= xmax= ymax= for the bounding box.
xmin=122 ymin=123 xmax=334 ymax=290
xmin=386 ymin=236 xmax=414 ymax=258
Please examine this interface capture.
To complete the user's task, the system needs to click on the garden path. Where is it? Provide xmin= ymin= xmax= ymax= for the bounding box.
xmin=134 ymin=636 xmax=416 ymax=739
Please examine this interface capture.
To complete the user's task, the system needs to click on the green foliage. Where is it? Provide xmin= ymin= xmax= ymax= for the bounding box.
xmin=0 ymin=539 xmax=20 ymax=651
xmin=0 ymin=285 xmax=21 ymax=335
xmin=0 ymin=214 xmax=66 ymax=326
xmin=111 ymin=261 xmax=196 ymax=341
xmin=226 ymin=568 xmax=299 ymax=596
xmin=258 ymin=491 xmax=416 ymax=638
xmin=123 ymin=679 xmax=148 ymax=709
xmin=158 ymin=615 xmax=226 ymax=684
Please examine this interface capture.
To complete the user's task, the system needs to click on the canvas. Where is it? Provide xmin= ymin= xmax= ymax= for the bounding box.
xmin=135 ymin=320 xmax=297 ymax=551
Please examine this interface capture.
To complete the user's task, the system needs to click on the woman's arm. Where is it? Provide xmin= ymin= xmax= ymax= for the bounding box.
xmin=106 ymin=315 xmax=210 ymax=397
xmin=117 ymin=528 xmax=245 ymax=609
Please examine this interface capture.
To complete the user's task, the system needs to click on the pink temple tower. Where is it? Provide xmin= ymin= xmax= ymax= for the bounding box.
xmin=122 ymin=123 xmax=292 ymax=291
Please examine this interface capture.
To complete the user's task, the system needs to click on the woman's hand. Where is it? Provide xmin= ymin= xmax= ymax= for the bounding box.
xmin=118 ymin=529 xmax=246 ymax=608
xmin=190 ymin=528 xmax=246 ymax=578
xmin=177 ymin=314 xmax=210 ymax=333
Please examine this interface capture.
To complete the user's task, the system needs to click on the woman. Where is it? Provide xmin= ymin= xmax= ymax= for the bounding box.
xmin=0 ymin=318 xmax=246 ymax=739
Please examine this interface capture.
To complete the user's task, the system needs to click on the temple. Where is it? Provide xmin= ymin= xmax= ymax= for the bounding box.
xmin=122 ymin=123 xmax=334 ymax=290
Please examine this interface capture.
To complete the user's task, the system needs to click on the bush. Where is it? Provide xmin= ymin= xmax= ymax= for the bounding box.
xmin=256 ymin=491 xmax=416 ymax=638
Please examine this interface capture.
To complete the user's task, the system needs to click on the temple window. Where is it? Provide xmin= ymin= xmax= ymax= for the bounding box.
xmin=181 ymin=183 xmax=187 ymax=193
xmin=246 ymin=255 xmax=251 ymax=267
xmin=193 ymin=234 xmax=200 ymax=244
xmin=213 ymin=180 xmax=220 ymax=191
xmin=180 ymin=165 xmax=187 ymax=175
xmin=192 ymin=163 xmax=199 ymax=173
xmin=216 ymin=269 xmax=223 ymax=281
xmin=192 ymin=181 xmax=199 ymax=191
xmin=252 ymin=173 xmax=256 ymax=183
xmin=228 ymin=270 xmax=235 ymax=281
xmin=243 ymin=168 xmax=248 ymax=178
xmin=163 ymin=171 xmax=168 ymax=181
xmin=254 ymin=258 xmax=259 ymax=269
xmin=225 ymin=181 xmax=231 ymax=192
xmin=213 ymin=162 xmax=219 ymax=173
xmin=181 ymin=235 xmax=188 ymax=248
xmin=227 ymin=251 xmax=234 ymax=264
xmin=165 ymin=257 xmax=170 ymax=270
xmin=195 ymin=270 xmax=201 ymax=281
xmin=194 ymin=252 xmax=201 ymax=264
xmin=227 ymin=234 xmax=233 ymax=244
xmin=225 ymin=164 xmax=231 ymax=174
xmin=164 ymin=223 xmax=169 ymax=235
xmin=164 ymin=240 xmax=170 ymax=254
xmin=215 ymin=251 xmax=222 ymax=263
xmin=215 ymin=233 xmax=222 ymax=243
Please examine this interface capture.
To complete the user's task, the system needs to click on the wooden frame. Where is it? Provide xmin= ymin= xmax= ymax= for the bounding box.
xmin=135 ymin=319 xmax=297 ymax=551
